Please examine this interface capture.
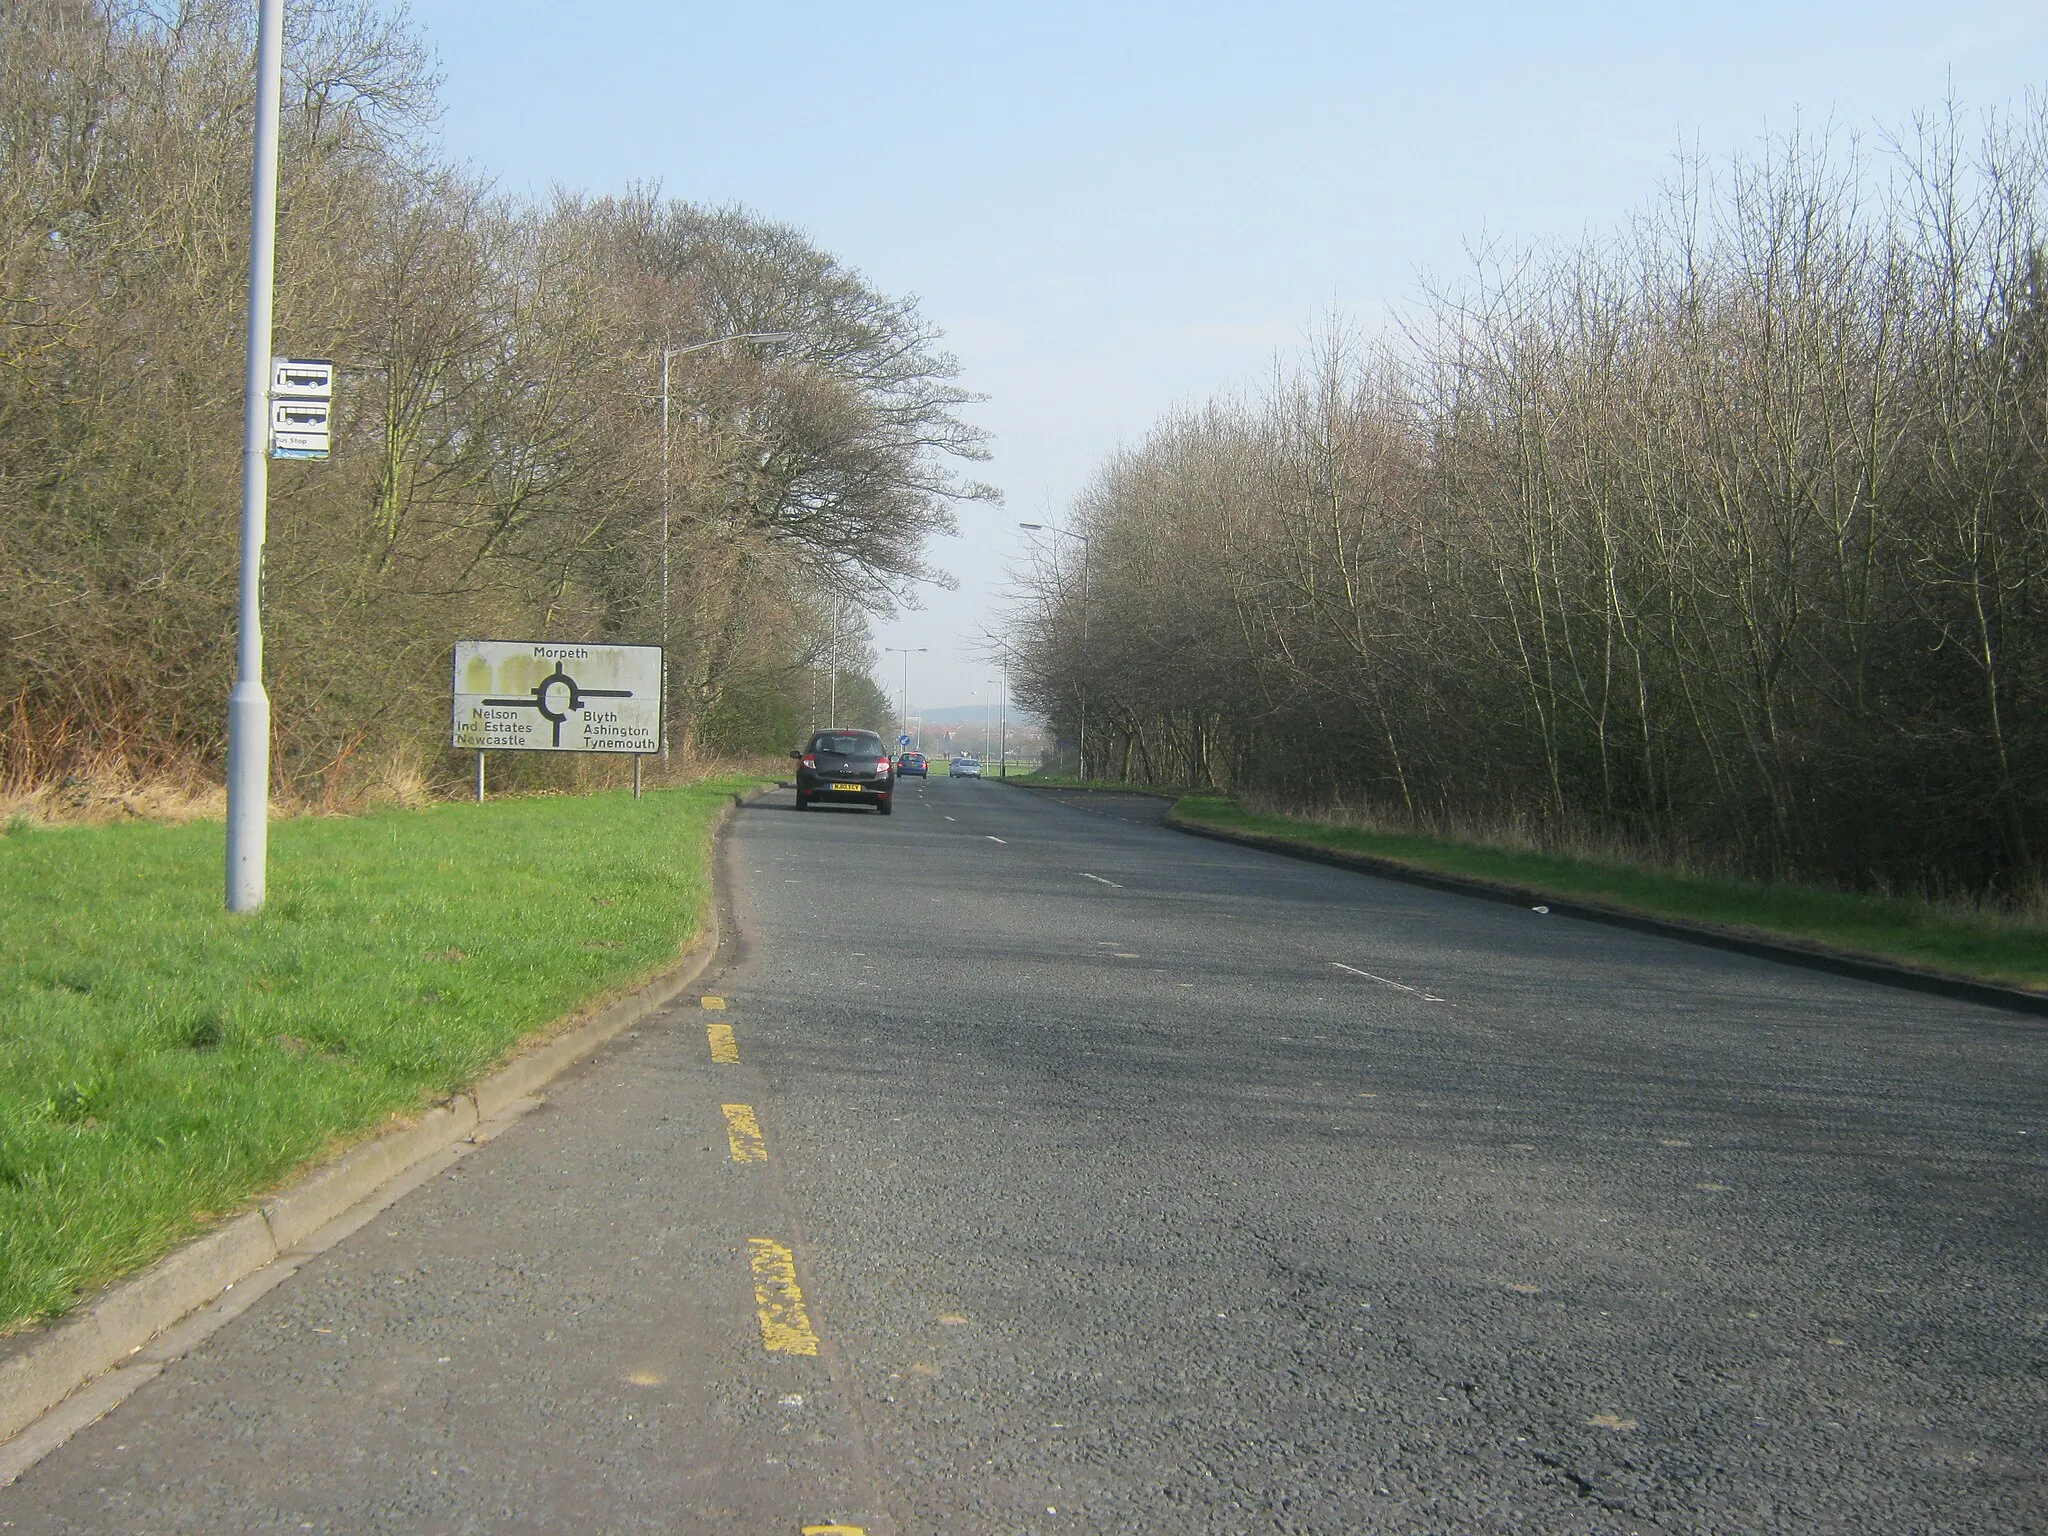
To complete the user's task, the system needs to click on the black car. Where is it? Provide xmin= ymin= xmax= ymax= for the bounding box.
xmin=792 ymin=729 xmax=895 ymax=814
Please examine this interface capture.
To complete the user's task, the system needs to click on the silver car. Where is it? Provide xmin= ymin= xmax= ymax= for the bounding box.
xmin=949 ymin=756 xmax=982 ymax=778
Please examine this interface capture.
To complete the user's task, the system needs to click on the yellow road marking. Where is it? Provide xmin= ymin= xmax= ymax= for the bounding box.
xmin=748 ymin=1239 xmax=820 ymax=1355
xmin=1587 ymin=1412 xmax=1638 ymax=1430
xmin=701 ymin=995 xmax=727 ymax=1010
xmin=707 ymin=1021 xmax=740 ymax=1063
xmin=803 ymin=1526 xmax=868 ymax=1535
xmin=722 ymin=1103 xmax=768 ymax=1162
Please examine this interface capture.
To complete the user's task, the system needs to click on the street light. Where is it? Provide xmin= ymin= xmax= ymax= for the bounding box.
xmin=1018 ymin=522 xmax=1090 ymax=781
xmin=658 ymin=330 xmax=795 ymax=761
xmin=982 ymin=680 xmax=1005 ymax=776
xmin=225 ymin=0 xmax=284 ymax=913
xmin=883 ymin=646 xmax=926 ymax=745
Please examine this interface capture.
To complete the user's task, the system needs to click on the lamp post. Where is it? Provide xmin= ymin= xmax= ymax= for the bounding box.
xmin=883 ymin=646 xmax=926 ymax=745
xmin=983 ymin=680 xmax=1005 ymax=775
xmin=658 ymin=330 xmax=794 ymax=761
xmin=1018 ymin=522 xmax=1090 ymax=780
xmin=224 ymin=0 xmax=284 ymax=913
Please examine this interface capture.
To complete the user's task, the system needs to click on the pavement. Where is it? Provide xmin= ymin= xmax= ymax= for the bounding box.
xmin=2 ymin=775 xmax=2043 ymax=1533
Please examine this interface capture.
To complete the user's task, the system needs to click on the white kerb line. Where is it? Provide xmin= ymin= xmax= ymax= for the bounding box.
xmin=986 ymin=836 xmax=1007 ymax=843
xmin=1080 ymin=873 xmax=1123 ymax=888
xmin=1331 ymin=961 xmax=1446 ymax=1003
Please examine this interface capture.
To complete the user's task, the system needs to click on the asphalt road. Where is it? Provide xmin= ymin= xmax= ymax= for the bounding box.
xmin=4 ymin=775 xmax=2044 ymax=1534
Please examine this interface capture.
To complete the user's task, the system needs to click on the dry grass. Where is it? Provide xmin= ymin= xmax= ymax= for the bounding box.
xmin=0 ymin=757 xmax=226 ymax=829
xmin=3 ymin=748 xmax=789 ymax=829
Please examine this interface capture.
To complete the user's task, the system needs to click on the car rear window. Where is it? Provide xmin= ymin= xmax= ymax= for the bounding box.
xmin=814 ymin=733 xmax=883 ymax=755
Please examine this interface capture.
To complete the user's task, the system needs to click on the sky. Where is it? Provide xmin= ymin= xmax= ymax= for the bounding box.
xmin=404 ymin=0 xmax=2047 ymax=712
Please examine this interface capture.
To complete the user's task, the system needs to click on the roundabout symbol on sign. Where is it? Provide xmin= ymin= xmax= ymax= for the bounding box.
xmin=484 ymin=663 xmax=636 ymax=748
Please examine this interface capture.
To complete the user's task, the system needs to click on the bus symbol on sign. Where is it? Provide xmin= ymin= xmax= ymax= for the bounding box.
xmin=270 ymin=357 xmax=332 ymax=459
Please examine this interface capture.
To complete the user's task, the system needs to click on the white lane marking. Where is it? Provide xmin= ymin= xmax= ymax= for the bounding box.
xmin=986 ymin=836 xmax=1007 ymax=844
xmin=1331 ymin=961 xmax=1446 ymax=1002
xmin=944 ymin=816 xmax=956 ymax=822
xmin=1080 ymin=873 xmax=1123 ymax=888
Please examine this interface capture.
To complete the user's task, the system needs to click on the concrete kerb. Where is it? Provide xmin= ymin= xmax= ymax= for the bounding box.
xmin=1165 ymin=810 xmax=2048 ymax=1021
xmin=0 ymin=786 xmax=762 ymax=1461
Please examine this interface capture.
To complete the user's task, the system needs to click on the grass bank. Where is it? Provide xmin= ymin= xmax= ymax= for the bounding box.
xmin=1171 ymin=796 xmax=2048 ymax=993
xmin=1010 ymin=773 xmax=1182 ymax=794
xmin=0 ymin=776 xmax=761 ymax=1333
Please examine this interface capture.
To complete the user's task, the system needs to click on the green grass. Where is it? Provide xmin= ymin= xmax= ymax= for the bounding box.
xmin=1009 ymin=773 xmax=1180 ymax=794
xmin=0 ymin=777 xmax=762 ymax=1333
xmin=1171 ymin=796 xmax=2048 ymax=992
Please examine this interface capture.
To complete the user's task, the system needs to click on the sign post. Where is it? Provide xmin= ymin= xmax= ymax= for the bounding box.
xmin=454 ymin=641 xmax=664 ymax=799
xmin=225 ymin=0 xmax=284 ymax=914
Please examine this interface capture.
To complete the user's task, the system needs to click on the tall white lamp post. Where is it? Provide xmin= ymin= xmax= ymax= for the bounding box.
xmin=658 ymin=330 xmax=793 ymax=761
xmin=225 ymin=0 xmax=285 ymax=913
xmin=883 ymin=646 xmax=926 ymax=743
xmin=1019 ymin=522 xmax=1090 ymax=780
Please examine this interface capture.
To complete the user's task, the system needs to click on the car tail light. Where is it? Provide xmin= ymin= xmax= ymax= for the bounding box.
xmin=801 ymin=753 xmax=816 ymax=768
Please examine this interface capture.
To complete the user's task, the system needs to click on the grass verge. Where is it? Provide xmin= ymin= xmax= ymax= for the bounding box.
xmin=1009 ymin=773 xmax=1182 ymax=794
xmin=1171 ymin=796 xmax=2048 ymax=993
xmin=0 ymin=777 xmax=762 ymax=1334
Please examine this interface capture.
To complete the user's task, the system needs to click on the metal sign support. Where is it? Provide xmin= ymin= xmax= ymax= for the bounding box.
xmin=476 ymin=751 xmax=485 ymax=804
xmin=225 ymin=0 xmax=283 ymax=913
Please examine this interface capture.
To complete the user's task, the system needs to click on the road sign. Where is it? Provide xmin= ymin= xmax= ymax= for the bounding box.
xmin=898 ymin=734 xmax=913 ymax=746
xmin=452 ymin=641 xmax=662 ymax=753
xmin=270 ymin=398 xmax=329 ymax=457
xmin=270 ymin=356 xmax=332 ymax=459
xmin=271 ymin=358 xmax=333 ymax=397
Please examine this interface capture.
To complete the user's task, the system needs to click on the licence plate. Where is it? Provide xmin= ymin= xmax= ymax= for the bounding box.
xmin=831 ymin=782 xmax=864 ymax=792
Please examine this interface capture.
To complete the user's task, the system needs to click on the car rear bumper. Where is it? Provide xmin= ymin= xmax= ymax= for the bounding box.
xmin=797 ymin=775 xmax=891 ymax=802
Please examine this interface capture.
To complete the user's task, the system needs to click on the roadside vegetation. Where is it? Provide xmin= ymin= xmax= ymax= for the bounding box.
xmin=1011 ymin=98 xmax=2048 ymax=909
xmin=2 ymin=0 xmax=974 ymax=810
xmin=1172 ymin=796 xmax=2048 ymax=991
xmin=0 ymin=776 xmax=759 ymax=1333
xmin=1013 ymin=772 xmax=1181 ymax=794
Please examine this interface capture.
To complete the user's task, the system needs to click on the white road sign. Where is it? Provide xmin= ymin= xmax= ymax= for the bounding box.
xmin=452 ymin=641 xmax=662 ymax=754
xmin=270 ymin=397 xmax=330 ymax=458
xmin=271 ymin=358 xmax=333 ymax=398
xmin=270 ymin=357 xmax=333 ymax=460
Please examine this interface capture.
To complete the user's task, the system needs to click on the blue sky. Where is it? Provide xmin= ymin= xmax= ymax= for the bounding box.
xmin=406 ymin=0 xmax=2047 ymax=709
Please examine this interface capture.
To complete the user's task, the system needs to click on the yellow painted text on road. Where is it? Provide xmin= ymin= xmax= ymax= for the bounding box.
xmin=722 ymin=1103 xmax=767 ymax=1162
xmin=748 ymin=1239 xmax=820 ymax=1355
xmin=802 ymin=1527 xmax=868 ymax=1535
xmin=701 ymin=995 xmax=727 ymax=1009
xmin=707 ymin=1022 xmax=740 ymax=1063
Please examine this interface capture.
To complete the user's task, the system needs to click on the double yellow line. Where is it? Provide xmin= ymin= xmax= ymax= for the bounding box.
xmin=702 ymin=996 xmax=822 ymax=1358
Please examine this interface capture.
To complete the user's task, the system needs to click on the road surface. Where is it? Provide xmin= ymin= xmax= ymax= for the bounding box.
xmin=3 ymin=776 xmax=2043 ymax=1533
